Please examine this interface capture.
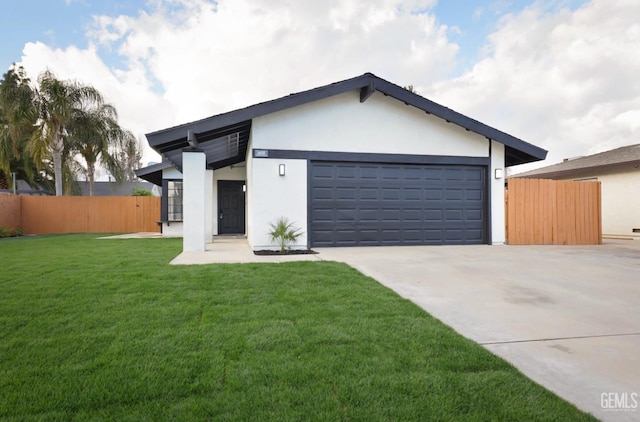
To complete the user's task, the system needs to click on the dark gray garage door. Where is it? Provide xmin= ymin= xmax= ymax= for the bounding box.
xmin=310 ymin=161 xmax=486 ymax=247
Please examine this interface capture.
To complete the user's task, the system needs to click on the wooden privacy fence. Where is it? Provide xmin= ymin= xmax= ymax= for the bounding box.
xmin=506 ymin=178 xmax=601 ymax=245
xmin=2 ymin=196 xmax=160 ymax=234
xmin=0 ymin=193 xmax=21 ymax=229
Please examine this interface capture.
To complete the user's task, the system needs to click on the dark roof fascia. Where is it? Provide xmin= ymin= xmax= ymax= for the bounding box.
xmin=146 ymin=73 xmax=547 ymax=165
xmin=135 ymin=161 xmax=173 ymax=186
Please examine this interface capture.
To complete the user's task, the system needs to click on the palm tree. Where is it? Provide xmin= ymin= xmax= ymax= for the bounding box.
xmin=0 ymin=66 xmax=50 ymax=191
xmin=31 ymin=70 xmax=104 ymax=196
xmin=69 ymin=102 xmax=132 ymax=195
xmin=119 ymin=135 xmax=143 ymax=182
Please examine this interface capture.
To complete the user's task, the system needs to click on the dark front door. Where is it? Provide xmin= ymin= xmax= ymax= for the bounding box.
xmin=218 ymin=180 xmax=246 ymax=234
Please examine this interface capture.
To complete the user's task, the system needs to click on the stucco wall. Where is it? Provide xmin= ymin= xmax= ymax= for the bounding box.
xmin=566 ymin=169 xmax=640 ymax=238
xmin=247 ymin=158 xmax=308 ymax=250
xmin=162 ymin=221 xmax=183 ymax=237
xmin=246 ymin=142 xmax=254 ymax=244
xmin=490 ymin=141 xmax=506 ymax=244
xmin=251 ymin=91 xmax=490 ymax=157
xmin=205 ymin=169 xmax=214 ymax=241
xmin=183 ymin=151 xmax=207 ymax=251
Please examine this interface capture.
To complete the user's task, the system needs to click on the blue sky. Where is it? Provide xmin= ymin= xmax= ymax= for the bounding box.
xmin=2 ymin=0 xmax=583 ymax=79
xmin=2 ymin=0 xmax=140 ymax=71
xmin=3 ymin=0 xmax=637 ymax=172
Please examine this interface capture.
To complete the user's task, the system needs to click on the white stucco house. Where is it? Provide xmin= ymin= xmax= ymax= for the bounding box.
xmin=136 ymin=73 xmax=547 ymax=252
xmin=515 ymin=143 xmax=640 ymax=239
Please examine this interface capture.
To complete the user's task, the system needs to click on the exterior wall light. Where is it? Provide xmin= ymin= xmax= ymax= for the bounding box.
xmin=495 ymin=168 xmax=504 ymax=179
xmin=279 ymin=164 xmax=286 ymax=176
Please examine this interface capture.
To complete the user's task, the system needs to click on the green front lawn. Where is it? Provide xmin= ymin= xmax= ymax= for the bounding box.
xmin=0 ymin=235 xmax=595 ymax=421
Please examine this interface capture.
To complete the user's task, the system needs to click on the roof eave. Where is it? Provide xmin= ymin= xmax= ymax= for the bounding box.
xmin=135 ymin=161 xmax=173 ymax=186
xmin=145 ymin=72 xmax=547 ymax=167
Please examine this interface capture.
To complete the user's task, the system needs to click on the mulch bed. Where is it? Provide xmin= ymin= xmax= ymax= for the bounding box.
xmin=253 ymin=249 xmax=318 ymax=256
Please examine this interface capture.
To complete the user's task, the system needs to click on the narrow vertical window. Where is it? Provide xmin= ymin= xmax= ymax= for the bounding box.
xmin=167 ymin=181 xmax=183 ymax=221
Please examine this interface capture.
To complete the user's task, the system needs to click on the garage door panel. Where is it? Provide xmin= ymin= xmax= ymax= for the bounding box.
xmin=466 ymin=209 xmax=483 ymax=221
xmin=359 ymin=209 xmax=379 ymax=221
xmin=336 ymin=187 xmax=357 ymax=200
xmin=445 ymin=189 xmax=463 ymax=201
xmin=335 ymin=209 xmax=358 ymax=222
xmin=313 ymin=187 xmax=334 ymax=200
xmin=359 ymin=188 xmax=379 ymax=200
xmin=403 ymin=209 xmax=422 ymax=221
xmin=403 ymin=188 xmax=422 ymax=201
xmin=424 ymin=209 xmax=444 ymax=221
xmin=444 ymin=168 xmax=465 ymax=180
xmin=425 ymin=229 xmax=444 ymax=241
xmin=403 ymin=229 xmax=423 ymax=241
xmin=465 ymin=168 xmax=484 ymax=181
xmin=424 ymin=168 xmax=443 ymax=180
xmin=381 ymin=209 xmax=401 ymax=221
xmin=403 ymin=167 xmax=422 ymax=180
xmin=380 ymin=188 xmax=400 ymax=200
xmin=381 ymin=167 xmax=401 ymax=180
xmin=358 ymin=166 xmax=379 ymax=179
xmin=312 ymin=209 xmax=334 ymax=222
xmin=424 ymin=189 xmax=443 ymax=200
xmin=445 ymin=209 xmax=464 ymax=221
xmin=465 ymin=229 xmax=484 ymax=242
xmin=312 ymin=164 xmax=334 ymax=179
xmin=336 ymin=165 xmax=357 ymax=179
xmin=310 ymin=161 xmax=486 ymax=246
xmin=446 ymin=229 xmax=464 ymax=241
xmin=465 ymin=189 xmax=483 ymax=201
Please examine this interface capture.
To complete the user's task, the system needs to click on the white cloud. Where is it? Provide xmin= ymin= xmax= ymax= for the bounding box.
xmin=19 ymin=0 xmax=456 ymax=164
xmin=428 ymin=0 xmax=640 ymax=171
xmin=16 ymin=0 xmax=640 ymax=173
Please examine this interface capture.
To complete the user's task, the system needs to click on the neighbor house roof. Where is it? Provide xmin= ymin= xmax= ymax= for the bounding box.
xmin=138 ymin=73 xmax=547 ymax=184
xmin=77 ymin=181 xmax=158 ymax=196
xmin=513 ymin=143 xmax=640 ymax=179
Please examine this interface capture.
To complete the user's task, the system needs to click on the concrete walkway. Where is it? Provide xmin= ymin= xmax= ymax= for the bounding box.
xmin=170 ymin=237 xmax=323 ymax=264
xmin=165 ymin=237 xmax=639 ymax=420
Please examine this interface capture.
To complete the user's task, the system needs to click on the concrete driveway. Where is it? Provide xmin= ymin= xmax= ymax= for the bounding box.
xmin=316 ymin=240 xmax=640 ymax=422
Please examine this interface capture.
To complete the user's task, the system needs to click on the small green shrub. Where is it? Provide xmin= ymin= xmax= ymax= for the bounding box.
xmin=131 ymin=187 xmax=153 ymax=196
xmin=268 ymin=217 xmax=304 ymax=253
xmin=0 ymin=227 xmax=24 ymax=238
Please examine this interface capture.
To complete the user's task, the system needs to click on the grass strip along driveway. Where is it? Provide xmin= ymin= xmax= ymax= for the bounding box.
xmin=0 ymin=235 xmax=595 ymax=421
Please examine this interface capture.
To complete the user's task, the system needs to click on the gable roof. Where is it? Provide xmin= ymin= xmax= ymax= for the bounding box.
xmin=140 ymin=73 xmax=547 ymax=183
xmin=514 ymin=143 xmax=640 ymax=179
